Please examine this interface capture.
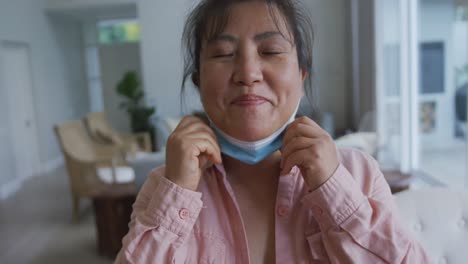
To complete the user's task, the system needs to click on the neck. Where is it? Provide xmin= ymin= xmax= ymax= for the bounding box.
xmin=223 ymin=150 xmax=281 ymax=187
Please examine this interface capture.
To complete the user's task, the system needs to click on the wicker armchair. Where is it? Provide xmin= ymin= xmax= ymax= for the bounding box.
xmin=84 ymin=112 xmax=152 ymax=155
xmin=54 ymin=120 xmax=136 ymax=221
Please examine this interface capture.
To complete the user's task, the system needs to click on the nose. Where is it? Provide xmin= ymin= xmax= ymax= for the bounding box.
xmin=232 ymin=52 xmax=263 ymax=87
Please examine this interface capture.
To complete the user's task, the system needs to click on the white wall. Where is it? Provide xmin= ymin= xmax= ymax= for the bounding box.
xmin=350 ymin=0 xmax=375 ymax=130
xmin=47 ymin=0 xmax=135 ymax=8
xmin=46 ymin=0 xmax=137 ymax=21
xmin=138 ymin=0 xmax=202 ymax=119
xmin=0 ymin=0 xmax=88 ymax=188
xmin=137 ymin=0 xmax=351 ymax=132
xmin=99 ymin=43 xmax=142 ymax=133
xmin=303 ymin=0 xmax=351 ymax=134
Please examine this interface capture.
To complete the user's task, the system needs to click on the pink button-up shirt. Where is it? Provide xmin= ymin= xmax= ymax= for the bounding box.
xmin=115 ymin=148 xmax=430 ymax=263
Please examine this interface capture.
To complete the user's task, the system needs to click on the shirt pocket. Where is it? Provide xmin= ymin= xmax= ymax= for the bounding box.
xmin=306 ymin=233 xmax=330 ymax=264
xmin=183 ymin=231 xmax=227 ymax=264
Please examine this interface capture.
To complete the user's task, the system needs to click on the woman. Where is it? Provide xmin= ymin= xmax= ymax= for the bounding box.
xmin=116 ymin=0 xmax=430 ymax=263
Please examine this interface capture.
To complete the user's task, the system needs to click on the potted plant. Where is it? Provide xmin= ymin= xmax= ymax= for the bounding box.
xmin=117 ymin=70 xmax=156 ymax=149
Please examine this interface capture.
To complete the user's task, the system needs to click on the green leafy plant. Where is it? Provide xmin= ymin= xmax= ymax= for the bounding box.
xmin=117 ymin=71 xmax=156 ymax=136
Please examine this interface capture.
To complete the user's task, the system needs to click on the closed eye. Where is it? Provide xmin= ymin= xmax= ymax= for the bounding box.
xmin=262 ymin=51 xmax=283 ymax=56
xmin=212 ymin=53 xmax=234 ymax=58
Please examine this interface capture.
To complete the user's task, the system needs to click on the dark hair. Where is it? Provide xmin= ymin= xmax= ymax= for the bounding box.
xmin=181 ymin=0 xmax=315 ymax=110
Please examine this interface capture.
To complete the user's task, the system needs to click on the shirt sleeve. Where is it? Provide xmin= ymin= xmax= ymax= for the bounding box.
xmin=301 ymin=149 xmax=431 ymax=263
xmin=114 ymin=166 xmax=203 ymax=264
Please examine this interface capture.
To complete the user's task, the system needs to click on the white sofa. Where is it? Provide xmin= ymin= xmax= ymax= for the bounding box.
xmin=126 ymin=151 xmax=165 ymax=189
xmin=394 ymin=189 xmax=468 ymax=264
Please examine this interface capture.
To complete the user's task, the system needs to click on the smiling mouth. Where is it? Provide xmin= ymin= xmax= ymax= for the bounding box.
xmin=231 ymin=94 xmax=268 ymax=106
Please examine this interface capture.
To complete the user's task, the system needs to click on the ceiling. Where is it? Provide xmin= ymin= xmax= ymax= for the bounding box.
xmin=45 ymin=1 xmax=137 ymax=21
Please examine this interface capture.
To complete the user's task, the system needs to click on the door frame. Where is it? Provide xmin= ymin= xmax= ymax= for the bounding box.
xmin=374 ymin=0 xmax=420 ymax=174
xmin=0 ymin=40 xmax=41 ymax=180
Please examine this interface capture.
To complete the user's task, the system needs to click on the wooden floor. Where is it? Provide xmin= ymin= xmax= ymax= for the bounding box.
xmin=0 ymin=166 xmax=112 ymax=264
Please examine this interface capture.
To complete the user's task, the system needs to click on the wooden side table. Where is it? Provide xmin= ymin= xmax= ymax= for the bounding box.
xmin=92 ymin=189 xmax=136 ymax=258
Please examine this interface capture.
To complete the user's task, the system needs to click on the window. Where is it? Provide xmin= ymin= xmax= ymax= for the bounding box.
xmin=98 ymin=19 xmax=140 ymax=44
xmin=420 ymin=42 xmax=444 ymax=94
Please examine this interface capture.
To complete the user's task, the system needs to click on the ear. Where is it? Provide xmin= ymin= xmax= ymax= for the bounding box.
xmin=191 ymin=72 xmax=200 ymax=87
xmin=300 ymin=69 xmax=308 ymax=97
xmin=301 ymin=68 xmax=308 ymax=82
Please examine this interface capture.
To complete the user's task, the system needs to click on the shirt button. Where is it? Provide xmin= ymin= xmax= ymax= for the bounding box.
xmin=277 ymin=205 xmax=289 ymax=217
xmin=179 ymin=208 xmax=190 ymax=220
xmin=311 ymin=205 xmax=323 ymax=217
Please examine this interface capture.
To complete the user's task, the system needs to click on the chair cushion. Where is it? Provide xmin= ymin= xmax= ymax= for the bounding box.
xmin=97 ymin=166 xmax=135 ymax=184
xmin=95 ymin=128 xmax=123 ymax=145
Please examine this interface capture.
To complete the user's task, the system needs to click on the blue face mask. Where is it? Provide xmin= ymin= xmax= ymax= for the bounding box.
xmin=212 ymin=128 xmax=284 ymax=165
xmin=209 ymin=104 xmax=299 ymax=165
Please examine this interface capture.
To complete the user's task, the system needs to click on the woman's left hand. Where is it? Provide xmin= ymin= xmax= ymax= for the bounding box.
xmin=280 ymin=116 xmax=340 ymax=191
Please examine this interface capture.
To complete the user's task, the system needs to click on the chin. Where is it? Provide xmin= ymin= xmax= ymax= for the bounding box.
xmin=215 ymin=110 xmax=282 ymax=140
xmin=228 ymin=122 xmax=275 ymax=141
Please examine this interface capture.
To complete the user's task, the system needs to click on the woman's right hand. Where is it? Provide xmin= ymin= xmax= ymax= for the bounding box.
xmin=165 ymin=116 xmax=222 ymax=191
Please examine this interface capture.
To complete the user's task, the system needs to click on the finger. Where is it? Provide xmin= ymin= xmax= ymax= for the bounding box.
xmin=178 ymin=121 xmax=217 ymax=140
xmin=188 ymin=137 xmax=222 ymax=165
xmin=169 ymin=129 xmax=222 ymax=164
xmin=281 ymin=148 xmax=315 ymax=176
xmin=172 ymin=119 xmax=219 ymax=149
xmin=283 ymin=122 xmax=323 ymax=147
xmin=186 ymin=133 xmax=222 ymax=163
xmin=280 ymin=137 xmax=317 ymax=167
xmin=185 ymin=126 xmax=221 ymax=161
xmin=198 ymin=155 xmax=214 ymax=170
xmin=175 ymin=115 xmax=205 ymax=130
xmin=172 ymin=115 xmax=217 ymax=139
xmin=295 ymin=116 xmax=323 ymax=129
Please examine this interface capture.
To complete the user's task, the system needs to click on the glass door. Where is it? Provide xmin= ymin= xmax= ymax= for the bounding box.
xmin=417 ymin=0 xmax=468 ymax=188
xmin=375 ymin=0 xmax=468 ymax=188
xmin=375 ymin=0 xmax=414 ymax=173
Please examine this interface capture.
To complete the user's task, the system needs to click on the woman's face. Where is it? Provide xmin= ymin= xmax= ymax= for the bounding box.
xmin=198 ymin=1 xmax=306 ymax=141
